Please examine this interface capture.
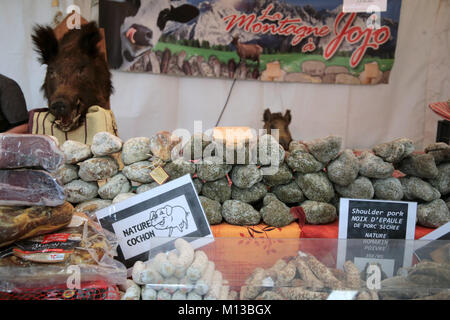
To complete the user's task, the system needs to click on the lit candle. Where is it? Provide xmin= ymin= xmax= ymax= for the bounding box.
xmin=213 ymin=127 xmax=254 ymax=147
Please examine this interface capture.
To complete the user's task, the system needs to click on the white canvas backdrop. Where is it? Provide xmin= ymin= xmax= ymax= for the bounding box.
xmin=0 ymin=0 xmax=448 ymax=149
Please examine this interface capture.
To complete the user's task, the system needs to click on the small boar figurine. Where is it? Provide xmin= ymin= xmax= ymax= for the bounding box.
xmin=32 ymin=22 xmax=113 ymax=132
xmin=263 ymin=108 xmax=293 ymax=150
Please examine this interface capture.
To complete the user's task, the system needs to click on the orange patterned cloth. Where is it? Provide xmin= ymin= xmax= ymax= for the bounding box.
xmin=206 ymin=220 xmax=435 ymax=288
xmin=211 ymin=222 xmax=301 ymax=239
xmin=205 ymin=222 xmax=302 ymax=288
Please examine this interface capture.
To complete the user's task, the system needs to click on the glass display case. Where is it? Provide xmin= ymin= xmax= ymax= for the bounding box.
xmin=125 ymin=237 xmax=450 ymax=300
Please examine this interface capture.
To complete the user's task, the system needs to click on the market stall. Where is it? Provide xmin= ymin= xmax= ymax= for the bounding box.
xmin=0 ymin=0 xmax=449 ymax=302
xmin=0 ymin=129 xmax=448 ymax=300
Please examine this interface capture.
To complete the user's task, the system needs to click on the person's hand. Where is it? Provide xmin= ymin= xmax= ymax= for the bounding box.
xmin=6 ymin=123 xmax=28 ymax=134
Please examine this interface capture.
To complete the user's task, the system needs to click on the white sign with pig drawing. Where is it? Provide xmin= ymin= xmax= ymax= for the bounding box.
xmin=96 ymin=175 xmax=213 ymax=269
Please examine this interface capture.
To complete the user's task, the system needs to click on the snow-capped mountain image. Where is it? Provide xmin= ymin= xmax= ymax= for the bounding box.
xmin=100 ymin=0 xmax=402 ymax=84
xmin=164 ymin=0 xmax=399 ymax=54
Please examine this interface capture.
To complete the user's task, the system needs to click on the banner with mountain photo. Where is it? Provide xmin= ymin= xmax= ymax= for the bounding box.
xmin=99 ymin=0 xmax=402 ymax=85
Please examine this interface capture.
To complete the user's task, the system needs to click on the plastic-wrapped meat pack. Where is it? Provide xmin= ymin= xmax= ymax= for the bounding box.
xmin=0 ymin=212 xmax=127 ymax=294
xmin=0 ymin=170 xmax=66 ymax=206
xmin=0 ymin=202 xmax=74 ymax=248
xmin=0 ymin=133 xmax=65 ymax=171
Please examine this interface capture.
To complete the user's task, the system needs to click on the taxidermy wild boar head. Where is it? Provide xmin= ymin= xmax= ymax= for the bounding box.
xmin=32 ymin=22 xmax=113 ymax=132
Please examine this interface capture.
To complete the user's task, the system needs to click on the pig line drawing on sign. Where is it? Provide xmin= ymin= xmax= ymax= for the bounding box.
xmin=149 ymin=205 xmax=191 ymax=237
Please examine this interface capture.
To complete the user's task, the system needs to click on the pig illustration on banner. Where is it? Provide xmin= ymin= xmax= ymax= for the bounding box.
xmin=149 ymin=205 xmax=190 ymax=237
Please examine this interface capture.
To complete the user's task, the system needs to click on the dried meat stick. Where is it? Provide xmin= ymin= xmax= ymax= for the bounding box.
xmin=186 ymin=250 xmax=209 ymax=281
xmin=178 ymin=276 xmax=195 ymax=294
xmin=157 ymin=291 xmax=172 ymax=300
xmin=172 ymin=290 xmax=187 ymax=300
xmin=256 ymin=291 xmax=285 ymax=300
xmin=195 ymin=261 xmax=215 ymax=295
xmin=293 ymin=256 xmax=324 ymax=289
xmin=132 ymin=261 xmax=164 ymax=288
xmin=219 ymin=285 xmax=230 ymax=300
xmin=278 ymin=287 xmax=329 ymax=300
xmin=227 ymin=290 xmax=238 ymax=300
xmin=304 ymin=254 xmax=344 ymax=289
xmin=141 ymin=285 xmax=157 ymax=300
xmin=168 ymin=251 xmax=186 ymax=279
xmin=152 ymin=252 xmax=175 ymax=277
xmin=344 ymin=260 xmax=361 ymax=289
xmin=205 ymin=270 xmax=223 ymax=300
xmin=187 ymin=291 xmax=202 ymax=300
xmin=161 ymin=276 xmax=179 ymax=294
xmin=121 ymin=280 xmax=141 ymax=300
xmin=240 ymin=267 xmax=267 ymax=300
xmin=330 ymin=268 xmax=346 ymax=282
xmin=356 ymin=290 xmax=378 ymax=300
xmin=175 ymin=238 xmax=195 ymax=269
xmin=277 ymin=260 xmax=297 ymax=286
xmin=265 ymin=259 xmax=287 ymax=280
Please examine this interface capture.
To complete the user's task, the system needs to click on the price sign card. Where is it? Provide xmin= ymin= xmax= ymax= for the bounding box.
xmin=96 ymin=175 xmax=213 ymax=270
xmin=419 ymin=221 xmax=450 ymax=241
xmin=337 ymin=238 xmax=414 ymax=278
xmin=414 ymin=222 xmax=450 ymax=262
xmin=339 ymin=198 xmax=417 ymax=240
xmin=337 ymin=198 xmax=416 ymax=278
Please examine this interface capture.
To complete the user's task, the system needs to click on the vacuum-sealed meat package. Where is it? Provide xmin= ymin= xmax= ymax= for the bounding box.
xmin=0 ymin=169 xmax=66 ymax=207
xmin=0 ymin=202 xmax=74 ymax=248
xmin=0 ymin=212 xmax=127 ymax=296
xmin=0 ymin=133 xmax=65 ymax=171
xmin=0 ymin=280 xmax=121 ymax=300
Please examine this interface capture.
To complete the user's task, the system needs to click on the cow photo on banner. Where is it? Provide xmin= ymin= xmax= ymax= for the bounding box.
xmin=99 ymin=0 xmax=402 ymax=85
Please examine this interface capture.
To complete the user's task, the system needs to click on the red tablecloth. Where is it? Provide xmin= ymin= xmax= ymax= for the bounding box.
xmin=300 ymin=220 xmax=436 ymax=240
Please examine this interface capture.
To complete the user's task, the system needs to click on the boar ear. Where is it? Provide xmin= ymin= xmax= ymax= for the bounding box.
xmin=263 ymin=109 xmax=272 ymax=122
xmin=284 ymin=110 xmax=292 ymax=124
xmin=78 ymin=22 xmax=102 ymax=57
xmin=32 ymin=25 xmax=59 ymax=65
xmin=157 ymin=4 xmax=199 ymax=30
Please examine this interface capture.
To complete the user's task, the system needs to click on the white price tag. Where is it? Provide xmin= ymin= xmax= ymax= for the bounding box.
xmin=343 ymin=0 xmax=387 ymax=13
xmin=262 ymin=277 xmax=275 ymax=287
xmin=96 ymin=175 xmax=214 ymax=271
xmin=48 ymin=253 xmax=66 ymax=261
xmin=297 ymin=250 xmax=308 ymax=258
xmin=327 ymin=290 xmax=358 ymax=300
